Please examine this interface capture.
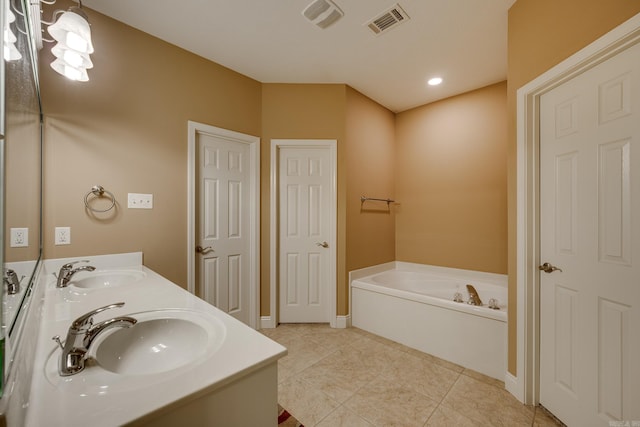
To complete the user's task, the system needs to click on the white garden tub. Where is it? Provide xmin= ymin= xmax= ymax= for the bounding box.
xmin=350 ymin=262 xmax=507 ymax=380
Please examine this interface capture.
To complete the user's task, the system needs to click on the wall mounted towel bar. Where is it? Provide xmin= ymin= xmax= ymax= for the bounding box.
xmin=360 ymin=196 xmax=396 ymax=205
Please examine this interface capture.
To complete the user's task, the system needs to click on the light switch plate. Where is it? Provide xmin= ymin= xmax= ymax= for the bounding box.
xmin=10 ymin=228 xmax=28 ymax=247
xmin=128 ymin=193 xmax=153 ymax=209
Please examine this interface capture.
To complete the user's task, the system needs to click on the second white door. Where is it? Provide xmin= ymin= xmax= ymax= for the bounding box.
xmin=278 ymin=144 xmax=334 ymax=323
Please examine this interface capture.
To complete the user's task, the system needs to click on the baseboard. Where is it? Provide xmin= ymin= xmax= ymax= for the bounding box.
xmin=505 ymin=371 xmax=524 ymax=403
xmin=260 ymin=316 xmax=276 ymax=329
xmin=334 ymin=315 xmax=351 ymax=329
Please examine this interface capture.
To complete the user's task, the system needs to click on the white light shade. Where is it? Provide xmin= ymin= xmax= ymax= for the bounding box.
xmin=3 ymin=41 xmax=22 ymax=61
xmin=3 ymin=0 xmax=21 ymax=61
xmin=51 ymin=57 xmax=89 ymax=82
xmin=52 ymin=43 xmax=93 ymax=68
xmin=47 ymin=10 xmax=94 ymax=54
xmin=428 ymin=77 xmax=443 ymax=86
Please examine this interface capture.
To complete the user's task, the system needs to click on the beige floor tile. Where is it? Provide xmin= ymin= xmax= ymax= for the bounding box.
xmin=302 ymin=328 xmax=364 ymax=351
xmin=383 ymin=352 xmax=460 ymax=403
xmin=406 ymin=347 xmax=466 ymax=373
xmin=277 ymin=338 xmax=336 ymax=382
xmin=441 ymin=375 xmax=534 ymax=426
xmin=347 ymin=334 xmax=404 ymax=364
xmin=533 ymin=406 xmax=566 ymax=426
xmin=461 ymin=368 xmax=505 ymax=389
xmin=278 ymin=376 xmax=340 ymax=426
xmin=345 ymin=375 xmax=439 ymax=427
xmin=426 ymin=406 xmax=483 ymax=426
xmin=298 ymin=348 xmax=381 ymax=402
xmin=316 ymin=405 xmax=375 ymax=427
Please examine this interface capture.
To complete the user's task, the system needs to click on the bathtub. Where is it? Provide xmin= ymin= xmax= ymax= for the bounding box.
xmin=350 ymin=262 xmax=507 ymax=380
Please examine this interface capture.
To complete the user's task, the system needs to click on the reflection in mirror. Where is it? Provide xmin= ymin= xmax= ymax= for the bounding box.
xmin=2 ymin=0 xmax=43 ymax=388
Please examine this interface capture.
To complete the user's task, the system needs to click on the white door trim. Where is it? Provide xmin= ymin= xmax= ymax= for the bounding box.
xmin=269 ymin=139 xmax=337 ymax=328
xmin=513 ymin=12 xmax=640 ymax=403
xmin=187 ymin=120 xmax=260 ymax=329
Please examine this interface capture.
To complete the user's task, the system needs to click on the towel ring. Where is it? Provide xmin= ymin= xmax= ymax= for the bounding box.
xmin=84 ymin=185 xmax=116 ymax=213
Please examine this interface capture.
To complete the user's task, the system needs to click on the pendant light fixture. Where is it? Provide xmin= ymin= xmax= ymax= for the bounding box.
xmin=3 ymin=0 xmax=22 ymax=61
xmin=47 ymin=0 xmax=93 ymax=81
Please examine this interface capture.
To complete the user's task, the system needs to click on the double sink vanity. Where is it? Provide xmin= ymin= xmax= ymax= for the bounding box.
xmin=23 ymin=252 xmax=286 ymax=426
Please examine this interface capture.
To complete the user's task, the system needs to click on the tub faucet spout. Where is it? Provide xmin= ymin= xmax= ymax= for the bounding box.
xmin=466 ymin=284 xmax=483 ymax=306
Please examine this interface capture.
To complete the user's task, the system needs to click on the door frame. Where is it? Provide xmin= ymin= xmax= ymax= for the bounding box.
xmin=269 ymin=139 xmax=337 ymax=328
xmin=512 ymin=13 xmax=640 ymax=404
xmin=187 ymin=120 xmax=260 ymax=329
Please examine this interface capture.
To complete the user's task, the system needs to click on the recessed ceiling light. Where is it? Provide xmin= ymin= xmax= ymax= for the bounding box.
xmin=428 ymin=77 xmax=443 ymax=86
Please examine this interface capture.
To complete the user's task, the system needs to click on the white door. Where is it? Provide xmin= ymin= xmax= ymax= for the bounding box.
xmin=197 ymin=131 xmax=252 ymax=325
xmin=278 ymin=145 xmax=333 ymax=323
xmin=539 ymin=41 xmax=640 ymax=426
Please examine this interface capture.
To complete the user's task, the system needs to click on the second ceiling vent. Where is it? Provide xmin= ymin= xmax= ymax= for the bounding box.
xmin=365 ymin=4 xmax=410 ymax=35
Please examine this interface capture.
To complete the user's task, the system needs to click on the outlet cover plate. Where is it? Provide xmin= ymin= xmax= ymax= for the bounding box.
xmin=55 ymin=227 xmax=71 ymax=245
xmin=128 ymin=193 xmax=153 ymax=209
xmin=10 ymin=228 xmax=28 ymax=247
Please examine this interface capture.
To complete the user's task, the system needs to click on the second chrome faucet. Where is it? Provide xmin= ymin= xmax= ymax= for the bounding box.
xmin=56 ymin=260 xmax=96 ymax=288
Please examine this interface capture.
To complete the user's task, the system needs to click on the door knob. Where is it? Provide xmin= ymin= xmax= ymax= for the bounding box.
xmin=539 ymin=262 xmax=562 ymax=273
xmin=196 ymin=245 xmax=214 ymax=254
xmin=316 ymin=241 xmax=329 ymax=248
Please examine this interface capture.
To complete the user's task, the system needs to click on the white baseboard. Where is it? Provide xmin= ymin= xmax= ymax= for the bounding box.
xmin=505 ymin=371 xmax=524 ymax=403
xmin=260 ymin=316 xmax=276 ymax=329
xmin=334 ymin=315 xmax=351 ymax=329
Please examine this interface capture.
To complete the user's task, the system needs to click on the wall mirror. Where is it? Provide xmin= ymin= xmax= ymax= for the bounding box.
xmin=2 ymin=0 xmax=43 ymax=386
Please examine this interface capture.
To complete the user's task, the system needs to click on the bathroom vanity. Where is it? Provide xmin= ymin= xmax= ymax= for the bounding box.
xmin=25 ymin=253 xmax=286 ymax=426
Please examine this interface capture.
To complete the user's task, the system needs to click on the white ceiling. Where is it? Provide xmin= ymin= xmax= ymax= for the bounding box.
xmin=81 ymin=0 xmax=516 ymax=113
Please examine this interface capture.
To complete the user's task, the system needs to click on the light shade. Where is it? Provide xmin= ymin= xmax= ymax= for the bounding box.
xmin=52 ymin=43 xmax=93 ymax=68
xmin=50 ymin=57 xmax=89 ymax=82
xmin=47 ymin=9 xmax=94 ymax=54
xmin=3 ymin=1 xmax=22 ymax=61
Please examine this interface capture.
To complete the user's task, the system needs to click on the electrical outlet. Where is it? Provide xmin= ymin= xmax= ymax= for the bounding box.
xmin=10 ymin=228 xmax=28 ymax=247
xmin=55 ymin=227 xmax=71 ymax=245
xmin=128 ymin=193 xmax=153 ymax=209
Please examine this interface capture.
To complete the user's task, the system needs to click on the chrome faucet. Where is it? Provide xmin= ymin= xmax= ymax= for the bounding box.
xmin=4 ymin=269 xmax=21 ymax=295
xmin=52 ymin=302 xmax=136 ymax=376
xmin=56 ymin=260 xmax=96 ymax=288
xmin=466 ymin=284 xmax=483 ymax=306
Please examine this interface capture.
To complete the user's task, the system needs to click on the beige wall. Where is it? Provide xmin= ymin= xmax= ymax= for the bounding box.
xmin=345 ymin=87 xmax=396 ymax=293
xmin=506 ymin=1 xmax=640 ymax=374
xmin=260 ymin=84 xmax=347 ymax=315
xmin=40 ymin=1 xmax=262 ymax=286
xmin=395 ymin=82 xmax=508 ymax=274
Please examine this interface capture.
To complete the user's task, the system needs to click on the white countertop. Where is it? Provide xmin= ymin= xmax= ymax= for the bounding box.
xmin=26 ymin=253 xmax=286 ymax=426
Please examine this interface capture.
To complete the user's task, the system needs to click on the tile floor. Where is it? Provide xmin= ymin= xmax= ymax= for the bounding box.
xmin=262 ymin=323 xmax=564 ymax=427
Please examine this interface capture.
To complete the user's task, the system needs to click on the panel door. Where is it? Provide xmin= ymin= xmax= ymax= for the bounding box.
xmin=198 ymin=133 xmax=251 ymax=325
xmin=539 ymin=41 xmax=640 ymax=426
xmin=278 ymin=146 xmax=332 ymax=323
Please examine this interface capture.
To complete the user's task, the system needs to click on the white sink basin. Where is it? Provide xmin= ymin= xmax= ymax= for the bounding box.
xmin=96 ymin=317 xmax=208 ymax=375
xmin=45 ymin=309 xmax=227 ymax=394
xmin=69 ymin=270 xmax=146 ymax=289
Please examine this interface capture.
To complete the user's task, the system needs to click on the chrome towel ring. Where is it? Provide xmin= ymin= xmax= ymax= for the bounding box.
xmin=84 ymin=185 xmax=116 ymax=212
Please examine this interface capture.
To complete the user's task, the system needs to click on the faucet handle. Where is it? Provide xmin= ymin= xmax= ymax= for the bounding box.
xmin=61 ymin=260 xmax=92 ymax=270
xmin=71 ymin=302 xmax=126 ymax=330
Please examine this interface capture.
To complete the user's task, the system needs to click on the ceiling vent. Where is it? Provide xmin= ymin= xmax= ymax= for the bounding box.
xmin=302 ymin=0 xmax=344 ymax=29
xmin=365 ymin=4 xmax=410 ymax=35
